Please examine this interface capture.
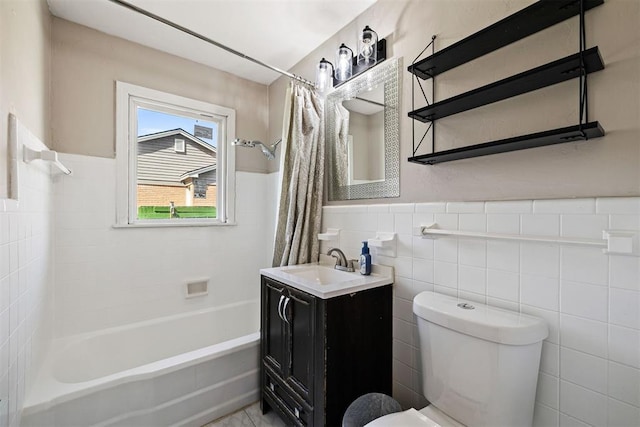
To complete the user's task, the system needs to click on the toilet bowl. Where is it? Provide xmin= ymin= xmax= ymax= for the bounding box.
xmin=368 ymin=292 xmax=548 ymax=427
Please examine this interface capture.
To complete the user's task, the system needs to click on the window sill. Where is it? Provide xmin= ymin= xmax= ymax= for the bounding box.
xmin=113 ymin=220 xmax=237 ymax=229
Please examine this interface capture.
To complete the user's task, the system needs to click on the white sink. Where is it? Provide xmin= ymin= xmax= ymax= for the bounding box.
xmin=260 ymin=262 xmax=394 ymax=299
xmin=284 ymin=265 xmax=357 ymax=285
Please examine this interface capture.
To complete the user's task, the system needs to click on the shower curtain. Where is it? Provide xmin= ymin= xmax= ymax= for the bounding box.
xmin=272 ymin=82 xmax=325 ymax=266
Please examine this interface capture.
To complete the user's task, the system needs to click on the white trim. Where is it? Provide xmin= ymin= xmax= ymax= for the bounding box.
xmin=174 ymin=138 xmax=186 ymax=153
xmin=112 ymin=220 xmax=236 ymax=228
xmin=115 ymin=81 xmax=236 ymax=227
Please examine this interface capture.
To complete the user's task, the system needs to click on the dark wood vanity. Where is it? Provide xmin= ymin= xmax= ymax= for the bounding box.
xmin=260 ymin=275 xmax=392 ymax=426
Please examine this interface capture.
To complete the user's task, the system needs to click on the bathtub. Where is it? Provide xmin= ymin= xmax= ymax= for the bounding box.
xmin=22 ymin=300 xmax=260 ymax=427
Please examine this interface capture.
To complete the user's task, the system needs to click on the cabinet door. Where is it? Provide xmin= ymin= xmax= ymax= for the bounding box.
xmin=283 ymin=286 xmax=315 ymax=401
xmin=262 ymin=279 xmax=287 ymax=377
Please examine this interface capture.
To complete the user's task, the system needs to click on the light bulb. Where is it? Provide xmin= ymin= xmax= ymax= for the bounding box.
xmin=361 ymin=40 xmax=373 ymax=59
xmin=315 ymin=58 xmax=334 ymax=92
xmin=337 ymin=55 xmax=350 ymax=79
xmin=358 ymin=26 xmax=378 ymax=66
xmin=335 ymin=43 xmax=353 ymax=82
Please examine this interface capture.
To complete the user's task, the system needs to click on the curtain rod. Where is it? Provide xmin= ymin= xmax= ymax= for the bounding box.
xmin=107 ymin=0 xmax=315 ymax=87
xmin=354 ymin=97 xmax=385 ymax=108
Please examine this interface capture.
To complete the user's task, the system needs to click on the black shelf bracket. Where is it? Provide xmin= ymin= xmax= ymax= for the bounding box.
xmin=407 ymin=0 xmax=605 ymax=166
xmin=411 ymin=35 xmax=437 ymax=159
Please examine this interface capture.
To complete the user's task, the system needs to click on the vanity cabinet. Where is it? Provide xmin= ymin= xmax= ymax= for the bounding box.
xmin=263 ymin=278 xmax=316 ymax=406
xmin=260 ymin=275 xmax=392 ymax=426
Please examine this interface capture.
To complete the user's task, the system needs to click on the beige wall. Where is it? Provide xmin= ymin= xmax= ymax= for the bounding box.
xmin=349 ymin=111 xmax=369 ymax=179
xmin=0 ymin=0 xmax=51 ymax=140
xmin=348 ymin=110 xmax=384 ymax=182
xmin=0 ymin=0 xmax=52 ymax=197
xmin=51 ymin=18 xmax=272 ymax=173
xmin=268 ymin=0 xmax=640 ymax=203
xmin=368 ymin=110 xmax=385 ymax=180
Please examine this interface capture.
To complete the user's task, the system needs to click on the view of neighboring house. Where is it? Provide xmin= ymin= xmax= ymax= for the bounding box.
xmin=137 ymin=129 xmax=217 ymax=209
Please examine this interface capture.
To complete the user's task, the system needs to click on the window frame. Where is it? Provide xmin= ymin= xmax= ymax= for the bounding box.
xmin=174 ymin=138 xmax=186 ymax=153
xmin=115 ymin=81 xmax=236 ymax=227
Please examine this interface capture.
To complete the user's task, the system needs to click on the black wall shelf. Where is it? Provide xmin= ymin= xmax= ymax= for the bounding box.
xmin=407 ymin=0 xmax=605 ymax=166
xmin=407 ymin=0 xmax=604 ymax=80
xmin=408 ymin=122 xmax=604 ymax=165
xmin=409 ymin=47 xmax=604 ymax=123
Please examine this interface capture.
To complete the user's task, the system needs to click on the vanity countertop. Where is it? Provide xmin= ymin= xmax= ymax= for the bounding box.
xmin=260 ymin=259 xmax=393 ymax=299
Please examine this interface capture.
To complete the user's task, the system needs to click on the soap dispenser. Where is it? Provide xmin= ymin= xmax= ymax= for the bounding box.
xmin=359 ymin=241 xmax=372 ymax=275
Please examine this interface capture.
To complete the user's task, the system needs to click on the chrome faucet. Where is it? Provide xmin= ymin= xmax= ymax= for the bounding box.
xmin=327 ymin=248 xmax=355 ymax=272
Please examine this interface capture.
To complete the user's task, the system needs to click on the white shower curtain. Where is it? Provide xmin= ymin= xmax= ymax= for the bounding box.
xmin=272 ymin=82 xmax=325 ymax=266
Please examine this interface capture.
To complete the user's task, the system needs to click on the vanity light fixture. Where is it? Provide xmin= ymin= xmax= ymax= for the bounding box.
xmin=335 ymin=43 xmax=354 ymax=82
xmin=315 ymin=58 xmax=334 ymax=93
xmin=357 ymin=25 xmax=378 ymax=66
xmin=314 ymin=25 xmax=387 ymax=91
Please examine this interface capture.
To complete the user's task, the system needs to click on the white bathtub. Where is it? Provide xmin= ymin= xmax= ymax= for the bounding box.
xmin=22 ymin=300 xmax=260 ymax=427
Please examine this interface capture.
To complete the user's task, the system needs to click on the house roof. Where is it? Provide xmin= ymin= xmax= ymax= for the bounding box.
xmin=180 ymin=164 xmax=217 ymax=181
xmin=138 ymin=128 xmax=217 ymax=154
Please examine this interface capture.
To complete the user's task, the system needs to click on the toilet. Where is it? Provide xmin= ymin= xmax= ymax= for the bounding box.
xmin=369 ymin=292 xmax=548 ymax=427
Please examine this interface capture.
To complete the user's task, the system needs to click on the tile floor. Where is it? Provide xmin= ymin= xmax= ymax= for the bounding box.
xmin=202 ymin=402 xmax=286 ymax=427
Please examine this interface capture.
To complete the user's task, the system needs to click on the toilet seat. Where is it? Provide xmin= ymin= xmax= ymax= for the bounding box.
xmin=418 ymin=405 xmax=465 ymax=427
xmin=364 ymin=408 xmax=439 ymax=427
xmin=364 ymin=405 xmax=465 ymax=427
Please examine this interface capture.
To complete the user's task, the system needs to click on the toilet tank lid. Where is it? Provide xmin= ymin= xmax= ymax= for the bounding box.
xmin=413 ymin=292 xmax=548 ymax=345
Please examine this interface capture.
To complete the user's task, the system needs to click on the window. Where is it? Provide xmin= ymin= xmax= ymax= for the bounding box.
xmin=174 ymin=138 xmax=186 ymax=153
xmin=116 ymin=82 xmax=236 ymax=227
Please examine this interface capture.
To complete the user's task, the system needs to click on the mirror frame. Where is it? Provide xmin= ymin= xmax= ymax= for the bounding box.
xmin=326 ymin=57 xmax=401 ymax=201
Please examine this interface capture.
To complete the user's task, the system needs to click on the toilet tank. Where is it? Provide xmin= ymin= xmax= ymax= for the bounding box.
xmin=413 ymin=292 xmax=548 ymax=427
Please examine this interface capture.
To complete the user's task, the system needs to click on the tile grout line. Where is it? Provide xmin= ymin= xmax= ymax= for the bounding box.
xmin=244 ymin=409 xmax=258 ymax=427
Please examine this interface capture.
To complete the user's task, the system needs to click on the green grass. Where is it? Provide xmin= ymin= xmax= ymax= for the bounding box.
xmin=138 ymin=206 xmax=217 ymax=219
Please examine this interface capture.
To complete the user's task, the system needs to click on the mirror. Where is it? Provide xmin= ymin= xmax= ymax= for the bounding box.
xmin=326 ymin=57 xmax=400 ymax=200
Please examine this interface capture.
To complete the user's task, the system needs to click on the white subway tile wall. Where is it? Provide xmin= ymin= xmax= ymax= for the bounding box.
xmin=0 ymin=161 xmax=54 ymax=427
xmin=52 ymin=154 xmax=276 ymax=336
xmin=321 ymin=198 xmax=640 ymax=427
